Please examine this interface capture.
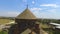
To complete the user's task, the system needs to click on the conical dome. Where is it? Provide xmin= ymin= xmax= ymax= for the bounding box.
xmin=16 ymin=8 xmax=36 ymax=19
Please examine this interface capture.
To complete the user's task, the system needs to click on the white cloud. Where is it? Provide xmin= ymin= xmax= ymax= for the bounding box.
xmin=30 ymin=8 xmax=42 ymax=18
xmin=40 ymin=4 xmax=59 ymax=8
xmin=46 ymin=9 xmax=57 ymax=13
xmin=32 ymin=11 xmax=58 ymax=19
xmin=32 ymin=1 xmax=35 ymax=4
xmin=30 ymin=8 xmax=59 ymax=19
xmin=31 ymin=8 xmax=42 ymax=11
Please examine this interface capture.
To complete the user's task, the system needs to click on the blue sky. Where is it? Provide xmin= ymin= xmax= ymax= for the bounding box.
xmin=0 ymin=0 xmax=60 ymax=19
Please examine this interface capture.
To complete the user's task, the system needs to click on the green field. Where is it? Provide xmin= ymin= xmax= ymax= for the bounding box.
xmin=0 ymin=18 xmax=14 ymax=24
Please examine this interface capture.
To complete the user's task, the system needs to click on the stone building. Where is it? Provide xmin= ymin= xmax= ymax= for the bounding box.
xmin=8 ymin=7 xmax=40 ymax=34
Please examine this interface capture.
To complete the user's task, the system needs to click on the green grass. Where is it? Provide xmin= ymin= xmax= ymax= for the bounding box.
xmin=40 ymin=23 xmax=50 ymax=28
xmin=0 ymin=18 xmax=14 ymax=24
xmin=0 ymin=30 xmax=8 ymax=34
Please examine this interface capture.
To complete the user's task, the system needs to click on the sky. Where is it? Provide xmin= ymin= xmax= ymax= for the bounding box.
xmin=0 ymin=0 xmax=60 ymax=19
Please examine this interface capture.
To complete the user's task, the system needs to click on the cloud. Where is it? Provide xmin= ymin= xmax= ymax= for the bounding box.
xmin=30 ymin=8 xmax=59 ymax=19
xmin=40 ymin=4 xmax=59 ymax=8
xmin=47 ymin=9 xmax=57 ymax=13
xmin=32 ymin=10 xmax=58 ymax=19
xmin=0 ymin=11 xmax=20 ymax=17
xmin=32 ymin=1 xmax=35 ymax=4
xmin=30 ymin=8 xmax=42 ymax=18
xmin=30 ymin=8 xmax=42 ymax=11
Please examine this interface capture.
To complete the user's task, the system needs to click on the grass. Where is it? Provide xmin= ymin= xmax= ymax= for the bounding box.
xmin=0 ymin=18 xmax=14 ymax=24
xmin=40 ymin=23 xmax=54 ymax=34
xmin=40 ymin=23 xmax=60 ymax=34
xmin=0 ymin=30 xmax=8 ymax=34
xmin=40 ymin=23 xmax=50 ymax=28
